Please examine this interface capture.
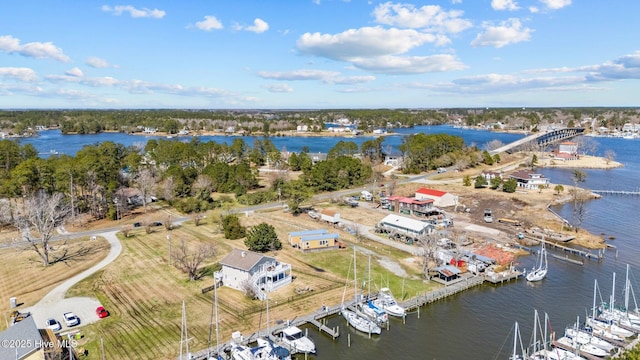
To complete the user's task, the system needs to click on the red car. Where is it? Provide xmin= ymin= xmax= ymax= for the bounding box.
xmin=96 ymin=306 xmax=109 ymax=318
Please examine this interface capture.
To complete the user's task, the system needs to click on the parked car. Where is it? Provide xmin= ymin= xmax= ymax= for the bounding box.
xmin=63 ymin=312 xmax=80 ymax=327
xmin=46 ymin=318 xmax=61 ymax=332
xmin=96 ymin=306 xmax=109 ymax=318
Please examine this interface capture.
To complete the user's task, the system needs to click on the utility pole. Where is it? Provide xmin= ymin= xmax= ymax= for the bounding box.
xmin=167 ymin=232 xmax=171 ymax=267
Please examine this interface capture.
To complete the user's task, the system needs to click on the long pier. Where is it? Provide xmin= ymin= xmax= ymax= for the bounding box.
xmin=591 ymin=189 xmax=640 ymax=196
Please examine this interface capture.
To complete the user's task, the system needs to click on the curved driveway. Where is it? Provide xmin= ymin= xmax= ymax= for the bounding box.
xmin=24 ymin=231 xmax=121 ymax=332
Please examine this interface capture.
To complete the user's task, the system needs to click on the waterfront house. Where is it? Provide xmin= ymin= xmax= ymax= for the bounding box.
xmin=415 ymin=188 xmax=458 ymax=208
xmin=509 ymin=170 xmax=550 ymax=189
xmin=553 ymin=141 xmax=579 ymax=160
xmin=216 ymin=249 xmax=292 ymax=300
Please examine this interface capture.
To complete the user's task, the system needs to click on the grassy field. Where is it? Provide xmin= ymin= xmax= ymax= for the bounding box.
xmin=0 ymin=236 xmax=110 ymax=330
xmin=60 ymin=209 xmax=435 ymax=360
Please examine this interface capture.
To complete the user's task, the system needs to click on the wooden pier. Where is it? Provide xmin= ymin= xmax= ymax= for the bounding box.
xmin=403 ymin=275 xmax=485 ymax=312
xmin=540 ymin=238 xmax=603 ymax=261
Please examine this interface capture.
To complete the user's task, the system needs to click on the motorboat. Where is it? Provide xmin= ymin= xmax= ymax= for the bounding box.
xmin=280 ymin=325 xmax=316 ymax=354
xmin=373 ymin=287 xmax=406 ymax=317
xmin=526 ymin=242 xmax=548 ymax=282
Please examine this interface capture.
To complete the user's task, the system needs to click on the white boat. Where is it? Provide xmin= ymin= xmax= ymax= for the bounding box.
xmin=373 ymin=287 xmax=406 ymax=317
xmin=230 ymin=339 xmax=291 ymax=360
xmin=356 ymin=300 xmax=388 ymax=325
xmin=565 ymin=326 xmax=615 ymax=352
xmin=280 ymin=325 xmax=316 ymax=354
xmin=341 ymin=246 xmax=382 ymax=335
xmin=556 ymin=336 xmax=609 ymax=358
xmin=341 ymin=307 xmax=382 ymax=334
xmin=588 ymin=279 xmax=634 ymax=338
xmin=526 ymin=242 xmax=548 ymax=282
xmin=530 ymin=347 xmax=586 ymax=360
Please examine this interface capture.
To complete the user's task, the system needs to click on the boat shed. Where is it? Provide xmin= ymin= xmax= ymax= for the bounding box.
xmin=433 ymin=265 xmax=461 ymax=283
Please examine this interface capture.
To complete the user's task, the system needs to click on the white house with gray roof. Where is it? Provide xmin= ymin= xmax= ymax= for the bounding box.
xmin=0 ymin=316 xmax=47 ymax=359
xmin=215 ymin=249 xmax=292 ymax=301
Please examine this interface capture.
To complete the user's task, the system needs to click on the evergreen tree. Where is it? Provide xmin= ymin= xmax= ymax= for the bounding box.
xmin=245 ymin=223 xmax=281 ymax=252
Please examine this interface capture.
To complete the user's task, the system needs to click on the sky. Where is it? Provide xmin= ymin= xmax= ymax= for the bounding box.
xmin=1 ymin=0 xmax=639 ymax=109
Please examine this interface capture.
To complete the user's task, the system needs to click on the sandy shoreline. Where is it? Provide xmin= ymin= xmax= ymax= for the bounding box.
xmin=538 ymin=154 xmax=623 ymax=170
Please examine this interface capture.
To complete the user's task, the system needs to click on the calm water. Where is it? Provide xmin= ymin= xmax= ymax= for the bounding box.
xmin=18 ymin=128 xmax=640 ymax=359
xmin=19 ymin=125 xmax=525 ymax=156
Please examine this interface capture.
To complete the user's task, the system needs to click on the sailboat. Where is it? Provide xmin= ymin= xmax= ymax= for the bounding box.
xmin=586 ymin=279 xmax=634 ymax=339
xmin=564 ymin=316 xmax=615 ymax=353
xmin=341 ymin=246 xmax=382 ymax=335
xmin=508 ymin=321 xmax=526 ymax=360
xmin=597 ymin=272 xmax=640 ymax=333
xmin=526 ymin=242 xmax=548 ymax=282
xmin=356 ymin=255 xmax=388 ymax=325
xmin=207 ymin=284 xmax=224 ymax=360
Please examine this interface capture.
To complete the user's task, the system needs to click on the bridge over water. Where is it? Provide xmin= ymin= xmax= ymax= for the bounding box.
xmin=489 ymin=127 xmax=585 ymax=155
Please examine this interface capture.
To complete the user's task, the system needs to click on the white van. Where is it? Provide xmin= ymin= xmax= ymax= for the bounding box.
xmin=361 ymin=190 xmax=373 ymax=201
xmin=437 ymin=167 xmax=447 ymax=173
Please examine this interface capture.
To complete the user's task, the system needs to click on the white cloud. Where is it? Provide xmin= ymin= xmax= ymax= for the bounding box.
xmin=86 ymin=56 xmax=116 ymax=68
xmin=257 ymin=69 xmax=340 ymax=81
xmin=234 ymin=18 xmax=269 ymax=34
xmin=329 ymin=76 xmax=376 ymax=85
xmin=101 ymin=5 xmax=166 ymax=19
xmin=492 ymin=0 xmax=520 ymax=11
xmin=245 ymin=18 xmax=269 ymax=34
xmin=584 ymin=51 xmax=640 ymax=81
xmin=471 ymin=18 xmax=532 ymax=48
xmin=0 ymin=35 xmax=70 ymax=62
xmin=350 ymin=54 xmax=466 ymax=74
xmin=0 ymin=67 xmax=38 ymax=82
xmin=529 ymin=6 xmax=540 ymax=13
xmin=539 ymin=0 xmax=571 ymax=10
xmin=297 ymin=27 xmax=465 ymax=74
xmin=65 ymin=67 xmax=84 ymax=77
xmin=195 ymin=16 xmax=223 ymax=31
xmin=451 ymin=0 xmax=462 ymax=3
xmin=372 ymin=2 xmax=472 ymax=34
xmin=263 ymin=84 xmax=293 ymax=93
xmin=298 ymin=26 xmax=439 ymax=61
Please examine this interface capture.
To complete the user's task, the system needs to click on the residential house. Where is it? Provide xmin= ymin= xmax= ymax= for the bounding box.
xmin=387 ymin=196 xmax=435 ymax=217
xmin=481 ymin=170 xmax=502 ymax=183
xmin=289 ymin=230 xmax=340 ymax=252
xmin=296 ymin=125 xmax=308 ymax=133
xmin=289 ymin=229 xmax=327 ymax=247
xmin=308 ymin=152 xmax=327 ymax=164
xmin=415 ymin=188 xmax=458 ymax=208
xmin=0 ymin=316 xmax=64 ymax=359
xmin=383 ymin=150 xmax=403 ymax=167
xmin=509 ymin=169 xmax=550 ymax=189
xmin=216 ymin=249 xmax=292 ymax=301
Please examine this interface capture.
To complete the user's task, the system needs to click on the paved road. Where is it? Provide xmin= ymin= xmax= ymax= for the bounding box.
xmin=23 ymin=231 xmax=121 ymax=333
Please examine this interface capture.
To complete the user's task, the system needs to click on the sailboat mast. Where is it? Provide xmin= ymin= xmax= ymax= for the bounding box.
xmin=215 ymin=283 xmax=220 ymax=359
xmin=592 ymin=279 xmax=597 ymax=320
xmin=625 ymin=264 xmax=630 ymax=311
xmin=611 ymin=272 xmax=616 ymax=310
xmin=512 ymin=321 xmax=518 ymax=359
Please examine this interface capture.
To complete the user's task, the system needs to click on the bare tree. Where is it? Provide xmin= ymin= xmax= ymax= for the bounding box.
xmin=485 ymin=139 xmax=504 ymax=152
xmin=241 ymin=279 xmax=257 ymax=299
xmin=191 ymin=174 xmax=213 ymax=200
xmin=574 ymin=137 xmax=598 ymax=156
xmin=14 ymin=192 xmax=71 ymax=266
xmin=159 ymin=176 xmax=176 ymax=202
xmin=172 ymin=239 xmax=217 ymax=281
xmin=604 ymin=149 xmax=616 ymax=165
xmin=570 ymin=170 xmax=588 ymax=233
xmin=135 ymin=168 xmax=156 ymax=213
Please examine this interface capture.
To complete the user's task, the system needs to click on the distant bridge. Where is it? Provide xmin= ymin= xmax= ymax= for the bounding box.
xmin=489 ymin=127 xmax=585 ymax=155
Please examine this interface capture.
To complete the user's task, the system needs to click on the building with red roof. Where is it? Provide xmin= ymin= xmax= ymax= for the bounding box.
xmin=415 ymin=188 xmax=458 ymax=207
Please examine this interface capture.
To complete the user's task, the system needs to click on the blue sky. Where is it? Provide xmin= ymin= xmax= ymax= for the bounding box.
xmin=1 ymin=0 xmax=639 ymax=109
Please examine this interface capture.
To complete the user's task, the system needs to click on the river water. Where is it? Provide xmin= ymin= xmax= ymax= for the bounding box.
xmin=18 ymin=127 xmax=640 ymax=359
